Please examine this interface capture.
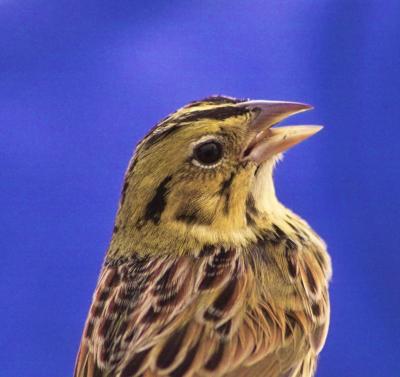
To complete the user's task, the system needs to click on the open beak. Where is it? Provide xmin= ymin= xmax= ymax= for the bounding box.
xmin=238 ymin=100 xmax=323 ymax=164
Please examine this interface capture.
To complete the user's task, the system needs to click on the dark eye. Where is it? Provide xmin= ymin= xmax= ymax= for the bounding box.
xmin=193 ymin=140 xmax=223 ymax=165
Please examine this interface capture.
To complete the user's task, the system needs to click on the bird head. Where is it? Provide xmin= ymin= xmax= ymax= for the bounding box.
xmin=110 ymin=96 xmax=322 ymax=256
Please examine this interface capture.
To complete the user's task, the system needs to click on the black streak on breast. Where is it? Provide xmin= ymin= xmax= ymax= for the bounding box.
xmin=305 ymin=265 xmax=318 ymax=294
xmin=272 ymin=224 xmax=287 ymax=240
xmin=285 ymin=239 xmax=298 ymax=278
xmin=144 ymin=176 xmax=173 ymax=224
xmin=216 ymin=320 xmax=232 ymax=337
xmin=311 ymin=302 xmax=321 ymax=317
xmin=199 ymin=244 xmax=215 ymax=257
xmin=285 ymin=311 xmax=298 ymax=339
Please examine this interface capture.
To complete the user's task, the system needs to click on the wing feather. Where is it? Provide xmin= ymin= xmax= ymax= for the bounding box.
xmin=75 ymin=235 xmax=331 ymax=377
xmin=74 ymin=247 xmax=248 ymax=377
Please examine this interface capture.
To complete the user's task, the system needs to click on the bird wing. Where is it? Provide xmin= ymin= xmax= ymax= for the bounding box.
xmin=74 ymin=236 xmax=331 ymax=377
xmin=74 ymin=247 xmax=255 ymax=377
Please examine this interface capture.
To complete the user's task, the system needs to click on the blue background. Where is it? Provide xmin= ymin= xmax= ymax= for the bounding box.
xmin=1 ymin=1 xmax=399 ymax=376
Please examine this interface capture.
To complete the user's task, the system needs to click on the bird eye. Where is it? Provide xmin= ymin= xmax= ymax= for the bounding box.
xmin=193 ymin=140 xmax=223 ymax=166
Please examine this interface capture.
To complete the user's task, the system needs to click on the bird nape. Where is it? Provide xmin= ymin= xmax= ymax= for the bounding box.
xmin=74 ymin=95 xmax=332 ymax=377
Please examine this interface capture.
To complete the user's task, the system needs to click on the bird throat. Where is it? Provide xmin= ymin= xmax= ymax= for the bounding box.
xmin=250 ymin=158 xmax=282 ymax=215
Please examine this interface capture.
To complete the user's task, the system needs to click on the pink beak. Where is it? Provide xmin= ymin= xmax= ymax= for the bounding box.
xmin=237 ymin=100 xmax=323 ymax=163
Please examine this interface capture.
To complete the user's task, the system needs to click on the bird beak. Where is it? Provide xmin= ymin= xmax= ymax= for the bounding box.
xmin=237 ymin=100 xmax=323 ymax=163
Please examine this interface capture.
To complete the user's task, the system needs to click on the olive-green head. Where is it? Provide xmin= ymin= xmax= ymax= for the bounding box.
xmin=110 ymin=96 xmax=321 ymax=255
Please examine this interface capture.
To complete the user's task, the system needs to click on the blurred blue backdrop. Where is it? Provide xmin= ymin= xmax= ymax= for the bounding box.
xmin=1 ymin=1 xmax=399 ymax=376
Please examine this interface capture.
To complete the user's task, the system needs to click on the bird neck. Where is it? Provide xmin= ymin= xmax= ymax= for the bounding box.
xmin=107 ymin=158 xmax=288 ymax=260
xmin=107 ymin=214 xmax=258 ymax=259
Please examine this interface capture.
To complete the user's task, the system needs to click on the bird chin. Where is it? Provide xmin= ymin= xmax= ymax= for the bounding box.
xmin=255 ymin=153 xmax=283 ymax=175
xmin=249 ymin=154 xmax=283 ymax=213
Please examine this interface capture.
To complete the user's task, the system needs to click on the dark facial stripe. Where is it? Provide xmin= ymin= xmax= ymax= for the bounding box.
xmin=219 ymin=172 xmax=235 ymax=194
xmin=144 ymin=175 xmax=172 ymax=224
xmin=218 ymin=172 xmax=235 ymax=214
xmin=246 ymin=194 xmax=258 ymax=226
xmin=178 ymin=105 xmax=249 ymax=123
xmin=185 ymin=95 xmax=245 ymax=108
xmin=246 ymin=212 xmax=256 ymax=226
xmin=143 ymin=124 xmax=181 ymax=149
xmin=175 ymin=211 xmax=198 ymax=225
xmin=246 ymin=194 xmax=258 ymax=215
xmin=175 ymin=204 xmax=213 ymax=226
xmin=142 ymin=100 xmax=248 ymax=149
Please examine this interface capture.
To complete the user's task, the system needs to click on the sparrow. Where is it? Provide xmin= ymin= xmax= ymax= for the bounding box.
xmin=74 ymin=96 xmax=332 ymax=377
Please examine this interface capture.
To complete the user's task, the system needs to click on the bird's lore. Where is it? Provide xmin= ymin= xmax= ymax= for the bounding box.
xmin=74 ymin=96 xmax=332 ymax=377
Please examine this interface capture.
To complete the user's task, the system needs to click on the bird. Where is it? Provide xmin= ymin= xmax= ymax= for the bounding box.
xmin=74 ymin=95 xmax=332 ymax=377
